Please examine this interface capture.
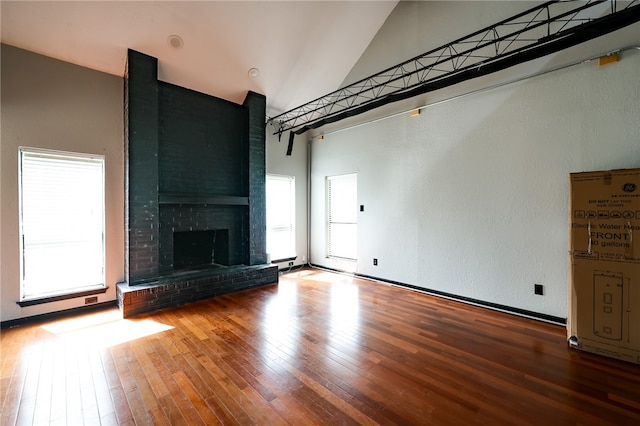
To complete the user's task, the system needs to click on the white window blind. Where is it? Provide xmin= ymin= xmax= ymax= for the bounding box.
xmin=19 ymin=148 xmax=105 ymax=299
xmin=266 ymin=174 xmax=295 ymax=261
xmin=327 ymin=173 xmax=357 ymax=260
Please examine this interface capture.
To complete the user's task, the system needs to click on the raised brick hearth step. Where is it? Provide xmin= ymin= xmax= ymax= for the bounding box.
xmin=117 ymin=264 xmax=278 ymax=318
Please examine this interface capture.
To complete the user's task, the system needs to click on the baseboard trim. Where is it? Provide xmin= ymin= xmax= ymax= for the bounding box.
xmin=1 ymin=300 xmax=118 ymax=329
xmin=310 ymin=264 xmax=566 ymax=326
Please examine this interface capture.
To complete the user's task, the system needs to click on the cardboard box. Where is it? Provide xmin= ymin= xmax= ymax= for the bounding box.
xmin=568 ymin=168 xmax=640 ymax=364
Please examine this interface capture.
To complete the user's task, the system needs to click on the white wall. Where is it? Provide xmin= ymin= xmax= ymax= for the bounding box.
xmin=1 ymin=45 xmax=124 ymax=322
xmin=265 ymin=129 xmax=308 ymax=269
xmin=309 ymin=4 xmax=640 ymax=319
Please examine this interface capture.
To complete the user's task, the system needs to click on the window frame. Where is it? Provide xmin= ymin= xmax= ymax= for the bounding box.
xmin=17 ymin=147 xmax=107 ymax=305
xmin=265 ymin=173 xmax=296 ymax=263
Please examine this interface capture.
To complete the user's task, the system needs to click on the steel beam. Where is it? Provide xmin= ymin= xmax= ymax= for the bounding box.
xmin=268 ymin=0 xmax=640 ymax=139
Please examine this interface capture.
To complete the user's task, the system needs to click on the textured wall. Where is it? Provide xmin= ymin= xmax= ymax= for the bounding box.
xmin=310 ymin=50 xmax=640 ymax=319
xmin=265 ymin=129 xmax=309 ymax=268
xmin=0 ymin=44 xmax=124 ymax=322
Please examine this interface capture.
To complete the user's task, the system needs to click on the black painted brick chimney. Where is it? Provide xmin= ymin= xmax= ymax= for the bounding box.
xmin=120 ymin=49 xmax=276 ymax=316
xmin=125 ymin=50 xmax=160 ymax=283
xmin=244 ymin=91 xmax=268 ymax=265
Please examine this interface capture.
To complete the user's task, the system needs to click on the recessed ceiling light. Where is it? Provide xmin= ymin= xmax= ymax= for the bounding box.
xmin=168 ymin=35 xmax=183 ymax=49
xmin=248 ymin=68 xmax=260 ymax=79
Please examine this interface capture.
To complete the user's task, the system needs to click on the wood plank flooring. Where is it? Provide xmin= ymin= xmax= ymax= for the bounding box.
xmin=2 ymin=268 xmax=640 ymax=425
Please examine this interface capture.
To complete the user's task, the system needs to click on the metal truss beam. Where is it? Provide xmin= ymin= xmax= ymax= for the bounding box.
xmin=268 ymin=0 xmax=640 ymax=139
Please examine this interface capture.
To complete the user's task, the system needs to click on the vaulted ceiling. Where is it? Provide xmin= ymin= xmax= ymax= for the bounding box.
xmin=0 ymin=1 xmax=398 ymax=117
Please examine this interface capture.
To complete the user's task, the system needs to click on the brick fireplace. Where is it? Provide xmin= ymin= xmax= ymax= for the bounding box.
xmin=117 ymin=49 xmax=277 ymax=317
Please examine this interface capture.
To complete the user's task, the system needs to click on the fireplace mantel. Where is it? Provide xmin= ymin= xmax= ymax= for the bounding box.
xmin=158 ymin=193 xmax=249 ymax=205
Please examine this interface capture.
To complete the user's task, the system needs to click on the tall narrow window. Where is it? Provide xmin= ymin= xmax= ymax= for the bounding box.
xmin=327 ymin=173 xmax=357 ymax=260
xmin=266 ymin=174 xmax=295 ymax=262
xmin=19 ymin=148 xmax=105 ymax=300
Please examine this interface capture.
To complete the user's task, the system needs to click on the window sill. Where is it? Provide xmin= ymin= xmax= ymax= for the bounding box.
xmin=17 ymin=286 xmax=108 ymax=307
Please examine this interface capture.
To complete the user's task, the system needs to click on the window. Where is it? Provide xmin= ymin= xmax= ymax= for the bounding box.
xmin=327 ymin=173 xmax=357 ymax=260
xmin=266 ymin=174 xmax=295 ymax=261
xmin=19 ymin=148 xmax=105 ymax=301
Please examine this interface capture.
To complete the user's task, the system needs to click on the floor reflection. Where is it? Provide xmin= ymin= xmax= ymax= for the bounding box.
xmin=261 ymin=280 xmax=301 ymax=369
xmin=329 ymin=279 xmax=361 ymax=348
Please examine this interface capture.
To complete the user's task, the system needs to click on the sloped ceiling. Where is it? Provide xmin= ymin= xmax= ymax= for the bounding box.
xmin=0 ymin=1 xmax=398 ymax=116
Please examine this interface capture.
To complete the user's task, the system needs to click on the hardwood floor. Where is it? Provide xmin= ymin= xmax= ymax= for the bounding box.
xmin=1 ymin=268 xmax=639 ymax=425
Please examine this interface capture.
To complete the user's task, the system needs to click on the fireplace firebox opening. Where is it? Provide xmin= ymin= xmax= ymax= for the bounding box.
xmin=173 ymin=229 xmax=229 ymax=270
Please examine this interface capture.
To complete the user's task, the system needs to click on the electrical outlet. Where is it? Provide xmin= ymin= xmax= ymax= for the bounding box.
xmin=288 ymin=261 xmax=294 ymax=266
xmin=373 ymin=258 xmax=378 ymax=266
xmin=85 ymin=296 xmax=98 ymax=304
xmin=534 ymin=284 xmax=544 ymax=295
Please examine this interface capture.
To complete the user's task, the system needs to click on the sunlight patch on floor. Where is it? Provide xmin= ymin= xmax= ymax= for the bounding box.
xmin=280 ymin=269 xmax=316 ymax=278
xmin=303 ymin=271 xmax=355 ymax=284
xmin=41 ymin=309 xmax=174 ymax=348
